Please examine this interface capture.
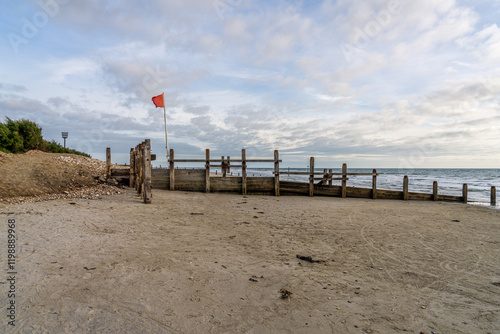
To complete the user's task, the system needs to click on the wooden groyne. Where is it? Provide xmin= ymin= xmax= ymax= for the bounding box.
xmin=124 ymin=139 xmax=152 ymax=203
xmin=109 ymin=140 xmax=497 ymax=205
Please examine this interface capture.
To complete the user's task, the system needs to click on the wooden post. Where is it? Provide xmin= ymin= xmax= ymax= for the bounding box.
xmin=341 ymin=163 xmax=347 ymax=198
xmin=169 ymin=149 xmax=175 ymax=191
xmin=129 ymin=148 xmax=135 ymax=188
xmin=274 ymin=150 xmax=280 ymax=196
xmin=205 ymin=149 xmax=210 ymax=193
xmin=372 ymin=169 xmax=377 ymax=199
xmin=135 ymin=145 xmax=140 ymax=193
xmin=309 ymin=157 xmax=314 ymax=197
xmin=143 ymin=139 xmax=152 ymax=204
xmin=134 ymin=145 xmax=138 ymax=192
xmin=242 ymin=149 xmax=247 ymax=195
xmin=138 ymin=143 xmax=143 ymax=195
xmin=491 ymin=186 xmax=496 ymax=206
xmin=328 ymin=169 xmax=333 ymax=186
xmin=462 ymin=184 xmax=468 ymax=203
xmin=227 ymin=156 xmax=231 ymax=174
xmin=106 ymin=147 xmax=111 ymax=179
xmin=322 ymin=169 xmax=327 ymax=184
xmin=403 ymin=175 xmax=409 ymax=200
xmin=221 ymin=156 xmax=226 ymax=177
xmin=433 ymin=181 xmax=438 ymax=201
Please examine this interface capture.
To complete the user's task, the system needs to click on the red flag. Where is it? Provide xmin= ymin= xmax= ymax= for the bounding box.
xmin=152 ymin=93 xmax=164 ymax=108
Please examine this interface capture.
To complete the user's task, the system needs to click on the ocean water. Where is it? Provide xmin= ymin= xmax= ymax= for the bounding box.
xmin=231 ymin=168 xmax=499 ymax=208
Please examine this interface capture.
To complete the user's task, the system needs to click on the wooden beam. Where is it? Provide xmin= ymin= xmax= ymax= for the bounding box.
xmin=328 ymin=169 xmax=333 ymax=186
xmin=403 ymin=175 xmax=409 ymax=200
xmin=341 ymin=163 xmax=347 ymax=198
xmin=106 ymin=147 xmax=111 ymax=179
xmin=462 ymin=184 xmax=468 ymax=203
xmin=138 ymin=143 xmax=143 ymax=195
xmin=169 ymin=149 xmax=175 ymax=191
xmin=372 ymin=169 xmax=377 ymax=199
xmin=129 ymin=148 xmax=134 ymax=188
xmin=143 ymin=139 xmax=152 ymax=204
xmin=135 ymin=145 xmax=140 ymax=193
xmin=227 ymin=156 xmax=230 ymax=173
xmin=309 ymin=157 xmax=314 ymax=197
xmin=205 ymin=149 xmax=210 ymax=193
xmin=274 ymin=150 xmax=280 ymax=196
xmin=433 ymin=181 xmax=438 ymax=201
xmin=134 ymin=146 xmax=138 ymax=192
xmin=491 ymin=186 xmax=496 ymax=206
xmin=221 ymin=156 xmax=226 ymax=177
xmin=242 ymin=149 xmax=247 ymax=195
xmin=313 ymin=177 xmax=348 ymax=181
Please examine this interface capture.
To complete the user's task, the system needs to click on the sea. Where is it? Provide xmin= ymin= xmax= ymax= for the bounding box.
xmin=228 ymin=168 xmax=500 ymax=208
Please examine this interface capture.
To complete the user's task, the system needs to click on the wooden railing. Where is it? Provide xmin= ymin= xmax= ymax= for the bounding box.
xmin=278 ymin=160 xmax=378 ymax=198
xmin=168 ymin=148 xmax=281 ymax=195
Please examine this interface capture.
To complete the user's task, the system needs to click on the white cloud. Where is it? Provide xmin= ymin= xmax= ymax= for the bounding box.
xmin=1 ymin=0 xmax=499 ymax=166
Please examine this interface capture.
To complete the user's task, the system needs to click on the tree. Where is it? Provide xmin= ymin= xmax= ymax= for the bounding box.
xmin=0 ymin=117 xmax=90 ymax=157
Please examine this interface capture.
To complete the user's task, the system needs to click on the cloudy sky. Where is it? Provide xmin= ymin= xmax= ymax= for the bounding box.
xmin=1 ymin=0 xmax=499 ymax=168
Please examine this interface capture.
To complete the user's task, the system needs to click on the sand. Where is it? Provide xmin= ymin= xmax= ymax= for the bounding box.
xmin=1 ymin=189 xmax=499 ymax=333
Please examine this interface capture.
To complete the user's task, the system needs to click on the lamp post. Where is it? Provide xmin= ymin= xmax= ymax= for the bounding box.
xmin=61 ymin=132 xmax=68 ymax=148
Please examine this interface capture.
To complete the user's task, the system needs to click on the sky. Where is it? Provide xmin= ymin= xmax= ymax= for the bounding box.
xmin=1 ymin=0 xmax=499 ymax=168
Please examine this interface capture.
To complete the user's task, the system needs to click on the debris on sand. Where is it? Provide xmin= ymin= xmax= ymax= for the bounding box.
xmin=296 ymin=255 xmax=326 ymax=263
xmin=279 ymin=288 xmax=292 ymax=299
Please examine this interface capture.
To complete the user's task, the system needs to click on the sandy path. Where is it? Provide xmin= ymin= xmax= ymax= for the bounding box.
xmin=1 ymin=189 xmax=499 ymax=333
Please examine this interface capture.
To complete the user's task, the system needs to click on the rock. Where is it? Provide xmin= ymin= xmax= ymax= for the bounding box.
xmin=106 ymin=178 xmax=118 ymax=186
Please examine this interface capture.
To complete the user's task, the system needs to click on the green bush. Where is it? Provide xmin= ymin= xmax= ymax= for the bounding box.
xmin=0 ymin=118 xmax=91 ymax=158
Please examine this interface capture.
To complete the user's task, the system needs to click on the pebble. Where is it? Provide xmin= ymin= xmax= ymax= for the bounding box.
xmin=1 ymin=184 xmax=124 ymax=205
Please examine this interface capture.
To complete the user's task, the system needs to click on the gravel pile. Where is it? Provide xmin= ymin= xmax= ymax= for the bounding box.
xmin=53 ymin=155 xmax=108 ymax=177
xmin=0 ymin=151 xmax=130 ymax=205
xmin=0 ymin=184 xmax=125 ymax=205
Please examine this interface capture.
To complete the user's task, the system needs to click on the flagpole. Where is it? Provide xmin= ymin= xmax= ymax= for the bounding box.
xmin=163 ymin=96 xmax=169 ymax=159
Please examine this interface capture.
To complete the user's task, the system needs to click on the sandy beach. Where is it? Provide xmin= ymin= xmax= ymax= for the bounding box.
xmin=1 ymin=189 xmax=499 ymax=333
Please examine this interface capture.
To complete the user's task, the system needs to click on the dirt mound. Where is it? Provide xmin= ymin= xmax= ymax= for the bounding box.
xmin=0 ymin=150 xmax=123 ymax=202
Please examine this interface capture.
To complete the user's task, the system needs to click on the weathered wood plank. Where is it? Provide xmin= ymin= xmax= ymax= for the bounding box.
xmin=280 ymin=181 xmax=309 ymax=195
xmin=314 ymin=184 xmax=342 ymax=197
xmin=111 ymin=169 xmax=130 ymax=176
xmin=346 ymin=186 xmax=372 ymax=198
xmin=491 ymin=186 xmax=496 ymax=206
xmin=106 ymin=147 xmax=111 ymax=179
xmin=341 ymin=163 xmax=347 ymax=198
xmin=403 ymin=175 xmax=409 ymax=200
xmin=169 ymin=149 xmax=175 ymax=191
xmin=463 ymin=184 xmax=468 ymax=203
xmin=129 ymin=148 xmax=134 ymax=188
xmin=438 ymin=194 xmax=462 ymax=202
xmin=433 ymin=181 xmax=438 ymax=201
xmin=143 ymin=139 xmax=152 ymax=204
xmin=309 ymin=157 xmax=314 ymax=197
xmin=242 ymin=149 xmax=247 ymax=195
xmin=376 ymin=189 xmax=403 ymax=200
xmin=372 ymin=169 xmax=377 ymax=199
xmin=246 ymin=177 xmax=274 ymax=194
xmin=408 ymin=192 xmax=433 ymax=201
xmin=274 ymin=150 xmax=280 ymax=197
xmin=205 ymin=149 xmax=210 ymax=193
xmin=210 ymin=176 xmax=242 ymax=193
